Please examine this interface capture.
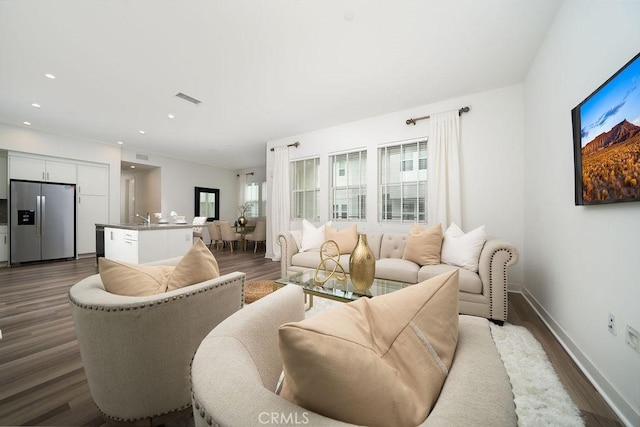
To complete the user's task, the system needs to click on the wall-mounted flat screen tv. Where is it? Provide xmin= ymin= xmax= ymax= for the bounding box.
xmin=572 ymin=51 xmax=640 ymax=205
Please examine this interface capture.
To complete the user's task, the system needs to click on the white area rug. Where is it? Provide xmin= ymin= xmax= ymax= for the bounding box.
xmin=490 ymin=323 xmax=584 ymax=426
xmin=306 ymin=298 xmax=584 ymax=426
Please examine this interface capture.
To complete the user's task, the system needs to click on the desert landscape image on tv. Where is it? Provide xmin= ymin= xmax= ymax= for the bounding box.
xmin=579 ymin=55 xmax=640 ymax=203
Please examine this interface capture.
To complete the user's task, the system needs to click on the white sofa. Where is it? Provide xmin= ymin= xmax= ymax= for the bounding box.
xmin=191 ymin=285 xmax=518 ymax=426
xmin=69 ymin=256 xmax=245 ymax=424
xmin=278 ymin=232 xmax=519 ymax=323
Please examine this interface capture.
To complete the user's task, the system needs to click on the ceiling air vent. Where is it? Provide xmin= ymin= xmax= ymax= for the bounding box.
xmin=136 ymin=153 xmax=149 ymax=161
xmin=175 ymin=92 xmax=202 ymax=106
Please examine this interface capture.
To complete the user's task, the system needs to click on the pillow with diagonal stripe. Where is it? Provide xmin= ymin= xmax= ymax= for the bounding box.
xmin=278 ymin=270 xmax=459 ymax=427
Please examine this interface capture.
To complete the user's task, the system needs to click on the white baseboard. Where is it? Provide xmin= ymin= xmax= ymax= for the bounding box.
xmin=507 ymin=281 xmax=523 ymax=293
xmin=519 ymin=287 xmax=639 ymax=427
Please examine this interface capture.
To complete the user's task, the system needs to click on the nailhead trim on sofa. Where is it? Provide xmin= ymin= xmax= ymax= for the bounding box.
xmin=69 ymin=277 xmax=244 ymax=311
xmin=488 ymin=248 xmax=513 ymax=322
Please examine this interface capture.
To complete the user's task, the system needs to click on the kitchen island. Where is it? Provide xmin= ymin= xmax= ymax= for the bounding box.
xmin=97 ymin=223 xmax=196 ymax=264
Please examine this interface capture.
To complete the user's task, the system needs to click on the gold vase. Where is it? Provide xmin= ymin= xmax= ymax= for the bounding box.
xmin=349 ymin=234 xmax=375 ymax=293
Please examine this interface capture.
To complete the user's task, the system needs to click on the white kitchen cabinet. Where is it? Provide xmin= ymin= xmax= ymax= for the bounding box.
xmin=104 ymin=228 xmax=138 ymax=263
xmin=0 ymin=225 xmax=7 ymax=263
xmin=165 ymin=228 xmax=194 ymax=259
xmin=137 ymin=232 xmax=170 ymax=264
xmin=45 ymin=160 xmax=77 ymax=183
xmin=77 ymin=194 xmax=108 ymax=254
xmin=9 ymin=156 xmax=76 ymax=183
xmin=104 ymin=226 xmax=192 ymax=264
xmin=76 ymin=164 xmax=108 ymax=254
xmin=0 ymin=156 xmax=7 ymax=199
xmin=8 ymin=156 xmax=43 ymax=181
xmin=77 ymin=164 xmax=108 ymax=196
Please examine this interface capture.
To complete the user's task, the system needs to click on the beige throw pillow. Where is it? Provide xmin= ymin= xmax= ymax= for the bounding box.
xmin=278 ymin=270 xmax=460 ymax=427
xmin=402 ymin=223 xmax=443 ymax=266
xmin=323 ymin=225 xmax=358 ymax=256
xmin=166 ymin=239 xmax=220 ymax=291
xmin=99 ymin=258 xmax=174 ymax=296
xmin=99 ymin=240 xmax=220 ymax=296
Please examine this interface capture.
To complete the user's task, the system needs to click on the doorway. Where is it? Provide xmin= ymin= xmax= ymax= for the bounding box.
xmin=120 ymin=162 xmax=161 ymax=224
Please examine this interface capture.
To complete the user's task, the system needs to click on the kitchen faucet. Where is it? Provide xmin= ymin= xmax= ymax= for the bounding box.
xmin=136 ymin=213 xmax=151 ymax=225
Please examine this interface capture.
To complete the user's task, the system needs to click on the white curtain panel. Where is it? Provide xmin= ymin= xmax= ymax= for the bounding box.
xmin=238 ymin=173 xmax=247 ymax=211
xmin=268 ymin=146 xmax=291 ymax=260
xmin=427 ymin=110 xmax=462 ymax=228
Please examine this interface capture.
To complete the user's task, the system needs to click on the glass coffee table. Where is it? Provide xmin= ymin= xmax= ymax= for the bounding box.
xmin=274 ymin=270 xmax=412 ymax=309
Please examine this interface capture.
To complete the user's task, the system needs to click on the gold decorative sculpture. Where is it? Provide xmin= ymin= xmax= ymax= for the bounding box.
xmin=349 ymin=234 xmax=375 ymax=293
xmin=314 ymin=240 xmax=347 ymax=285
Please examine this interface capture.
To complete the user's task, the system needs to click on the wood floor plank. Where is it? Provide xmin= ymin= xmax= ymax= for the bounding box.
xmin=0 ymin=249 xmax=623 ymax=426
xmin=507 ymin=292 xmax=622 ymax=425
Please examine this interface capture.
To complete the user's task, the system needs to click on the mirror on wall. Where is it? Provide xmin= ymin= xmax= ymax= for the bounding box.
xmin=195 ymin=187 xmax=220 ymax=221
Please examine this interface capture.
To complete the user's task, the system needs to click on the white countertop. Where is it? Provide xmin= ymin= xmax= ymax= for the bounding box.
xmin=96 ymin=223 xmax=196 ymax=231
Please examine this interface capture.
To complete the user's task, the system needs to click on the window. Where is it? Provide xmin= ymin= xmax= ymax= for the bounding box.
xmin=330 ymin=150 xmax=367 ymax=221
xmin=244 ymin=181 xmax=266 ymax=218
xmin=291 ymin=158 xmax=320 ymax=220
xmin=378 ymin=140 xmax=427 ymax=223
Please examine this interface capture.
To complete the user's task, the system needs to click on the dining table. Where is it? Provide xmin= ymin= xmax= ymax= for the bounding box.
xmin=234 ymin=224 xmax=256 ymax=251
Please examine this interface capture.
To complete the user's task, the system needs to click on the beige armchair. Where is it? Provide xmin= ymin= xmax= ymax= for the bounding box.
xmin=219 ymin=221 xmax=241 ymax=252
xmin=244 ymin=220 xmax=266 ymax=252
xmin=191 ymin=286 xmax=516 ymax=426
xmin=69 ymin=256 xmax=245 ymax=424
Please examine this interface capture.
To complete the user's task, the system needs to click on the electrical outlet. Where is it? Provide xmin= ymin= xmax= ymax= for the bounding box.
xmin=626 ymin=326 xmax=640 ymax=355
xmin=608 ymin=313 xmax=616 ymax=336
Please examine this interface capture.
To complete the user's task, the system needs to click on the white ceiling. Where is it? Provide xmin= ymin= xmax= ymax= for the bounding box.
xmin=0 ymin=0 xmax=562 ymax=170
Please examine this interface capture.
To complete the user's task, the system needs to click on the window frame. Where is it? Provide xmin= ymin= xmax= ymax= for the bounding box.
xmin=243 ymin=181 xmax=266 ymax=218
xmin=378 ymin=139 xmax=428 ymax=223
xmin=290 ymin=157 xmax=320 ymax=221
xmin=329 ymin=149 xmax=367 ymax=222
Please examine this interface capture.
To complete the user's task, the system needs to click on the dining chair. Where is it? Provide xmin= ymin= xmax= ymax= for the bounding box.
xmin=219 ymin=221 xmax=241 ymax=252
xmin=244 ymin=221 xmax=266 ymax=253
xmin=207 ymin=221 xmax=222 ymax=251
xmin=192 ymin=216 xmax=208 ymax=243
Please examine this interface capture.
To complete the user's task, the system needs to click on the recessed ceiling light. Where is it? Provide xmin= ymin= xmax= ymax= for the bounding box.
xmin=117 ymin=141 xmax=124 ymax=145
xmin=138 ymin=130 xmax=146 ymax=135
xmin=23 ymin=121 xmax=31 ymax=126
xmin=130 ymin=165 xmax=136 ymax=169
xmin=168 ymin=113 xmax=175 ymax=119
xmin=45 ymin=73 xmax=56 ymax=79
xmin=31 ymin=103 xmax=41 ymax=108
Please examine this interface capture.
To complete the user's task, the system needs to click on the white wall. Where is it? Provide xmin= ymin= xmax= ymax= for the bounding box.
xmin=266 ymin=84 xmax=525 ymax=288
xmin=121 ymin=148 xmax=238 ymax=223
xmin=0 ymin=123 xmax=121 ymax=222
xmin=523 ymin=1 xmax=640 ymax=424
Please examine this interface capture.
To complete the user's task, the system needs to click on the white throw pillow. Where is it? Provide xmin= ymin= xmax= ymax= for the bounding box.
xmin=440 ymin=223 xmax=486 ymax=272
xmin=299 ymin=219 xmax=332 ymax=252
xmin=289 ymin=230 xmax=303 ymax=251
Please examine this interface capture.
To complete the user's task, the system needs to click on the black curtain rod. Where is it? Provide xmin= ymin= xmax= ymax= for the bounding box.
xmin=405 ymin=106 xmax=470 ymax=125
xmin=270 ymin=141 xmax=300 ymax=152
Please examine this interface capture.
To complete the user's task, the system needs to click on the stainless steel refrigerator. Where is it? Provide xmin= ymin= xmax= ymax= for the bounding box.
xmin=10 ymin=180 xmax=76 ymax=264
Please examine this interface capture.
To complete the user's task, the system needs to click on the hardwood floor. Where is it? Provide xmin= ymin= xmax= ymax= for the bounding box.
xmin=0 ymin=249 xmax=623 ymax=426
